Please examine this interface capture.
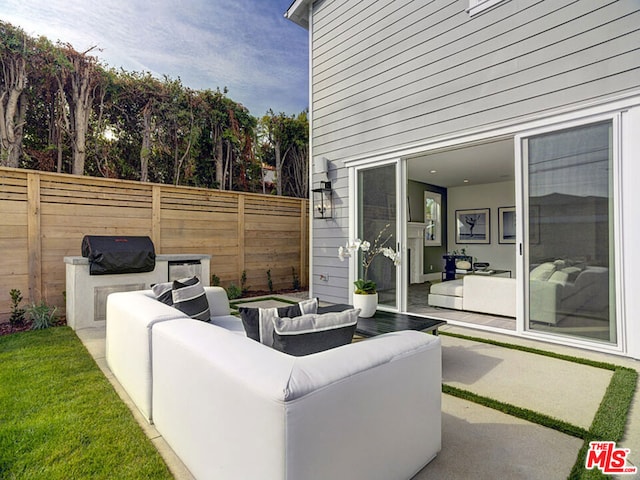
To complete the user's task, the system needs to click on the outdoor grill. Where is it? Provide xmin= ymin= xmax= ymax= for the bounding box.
xmin=66 ymin=238 xmax=210 ymax=330
xmin=81 ymin=235 xmax=156 ymax=276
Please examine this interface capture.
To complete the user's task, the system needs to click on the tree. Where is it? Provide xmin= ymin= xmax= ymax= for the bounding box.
xmin=0 ymin=22 xmax=30 ymax=167
xmin=282 ymin=110 xmax=309 ymax=198
xmin=260 ymin=109 xmax=309 ymax=198
xmin=56 ymin=43 xmax=103 ymax=175
xmin=261 ymin=110 xmax=293 ymax=196
xmin=0 ymin=24 xmax=307 ymax=194
xmin=109 ymin=70 xmax=167 ymax=182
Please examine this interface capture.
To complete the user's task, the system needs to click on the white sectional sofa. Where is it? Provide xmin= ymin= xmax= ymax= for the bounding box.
xmin=106 ymin=287 xmax=442 ymax=480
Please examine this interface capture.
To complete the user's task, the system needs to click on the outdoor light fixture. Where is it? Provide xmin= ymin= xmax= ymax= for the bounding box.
xmin=312 ymin=181 xmax=332 ymax=219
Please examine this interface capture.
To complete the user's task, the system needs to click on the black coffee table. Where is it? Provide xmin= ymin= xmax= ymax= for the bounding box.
xmin=318 ymin=304 xmax=446 ymax=338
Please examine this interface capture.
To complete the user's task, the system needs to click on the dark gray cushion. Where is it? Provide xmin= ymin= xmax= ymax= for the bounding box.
xmin=272 ymin=309 xmax=360 ymax=356
xmin=171 ymin=276 xmax=210 ymax=321
xmin=239 ymin=298 xmax=318 ymax=347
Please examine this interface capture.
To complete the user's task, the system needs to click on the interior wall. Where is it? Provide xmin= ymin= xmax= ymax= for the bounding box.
xmin=447 ymin=181 xmax=517 ymax=274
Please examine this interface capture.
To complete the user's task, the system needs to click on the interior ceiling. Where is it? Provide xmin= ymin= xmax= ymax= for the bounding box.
xmin=407 ymin=138 xmax=515 ymax=188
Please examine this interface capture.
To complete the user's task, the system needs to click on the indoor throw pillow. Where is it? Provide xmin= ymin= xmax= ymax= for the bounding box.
xmin=171 ymin=276 xmax=210 ymax=321
xmin=239 ymin=298 xmax=318 ymax=347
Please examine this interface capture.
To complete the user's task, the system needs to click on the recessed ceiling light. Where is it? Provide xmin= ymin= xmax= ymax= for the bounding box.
xmin=430 ymin=169 xmax=437 ymax=174
xmin=463 ymin=179 xmax=470 ymax=183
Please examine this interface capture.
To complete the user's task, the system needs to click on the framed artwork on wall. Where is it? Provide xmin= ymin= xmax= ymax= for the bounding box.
xmin=455 ymin=208 xmax=490 ymax=244
xmin=498 ymin=206 xmax=516 ymax=244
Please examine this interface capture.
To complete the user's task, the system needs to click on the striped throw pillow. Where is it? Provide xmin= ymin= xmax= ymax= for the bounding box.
xmin=171 ymin=276 xmax=210 ymax=321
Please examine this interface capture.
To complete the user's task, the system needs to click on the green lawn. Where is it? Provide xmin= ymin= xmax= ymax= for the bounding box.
xmin=0 ymin=327 xmax=173 ymax=480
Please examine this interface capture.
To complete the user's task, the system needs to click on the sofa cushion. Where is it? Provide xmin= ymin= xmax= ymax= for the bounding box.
xmin=272 ymin=309 xmax=359 ymax=356
xmin=548 ymin=270 xmax=569 ymax=286
xmin=429 ymin=279 xmax=464 ymax=297
xmin=152 ymin=281 xmax=174 ymax=306
xmin=239 ymin=298 xmax=318 ymax=347
xmin=172 ymin=276 xmax=210 ymax=321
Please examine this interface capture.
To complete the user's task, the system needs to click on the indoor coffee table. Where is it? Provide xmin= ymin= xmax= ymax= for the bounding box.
xmin=318 ymin=304 xmax=446 ymax=338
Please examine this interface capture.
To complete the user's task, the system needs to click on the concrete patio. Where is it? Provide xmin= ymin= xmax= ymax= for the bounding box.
xmin=75 ymin=298 xmax=640 ymax=480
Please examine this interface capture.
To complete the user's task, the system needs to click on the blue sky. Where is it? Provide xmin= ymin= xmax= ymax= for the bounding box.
xmin=0 ymin=0 xmax=308 ymax=116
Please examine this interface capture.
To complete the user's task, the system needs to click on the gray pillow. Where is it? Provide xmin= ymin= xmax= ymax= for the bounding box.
xmin=272 ymin=309 xmax=360 ymax=356
xmin=239 ymin=298 xmax=318 ymax=347
xmin=171 ymin=276 xmax=210 ymax=321
xmin=152 ymin=281 xmax=174 ymax=305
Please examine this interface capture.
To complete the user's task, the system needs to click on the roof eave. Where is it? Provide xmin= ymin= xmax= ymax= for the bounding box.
xmin=284 ymin=0 xmax=311 ymax=30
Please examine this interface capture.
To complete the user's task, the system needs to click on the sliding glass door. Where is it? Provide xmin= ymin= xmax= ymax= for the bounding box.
xmin=355 ymin=162 xmax=400 ymax=310
xmin=522 ymin=120 xmax=617 ymax=344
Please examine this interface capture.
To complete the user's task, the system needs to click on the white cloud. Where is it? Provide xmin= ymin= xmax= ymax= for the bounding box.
xmin=0 ymin=0 xmax=308 ymax=115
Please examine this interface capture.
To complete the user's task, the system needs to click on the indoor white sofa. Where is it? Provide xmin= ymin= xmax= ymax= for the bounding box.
xmin=106 ymin=287 xmax=442 ymax=480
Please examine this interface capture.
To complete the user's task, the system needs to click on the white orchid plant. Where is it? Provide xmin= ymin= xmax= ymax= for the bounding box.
xmin=338 ymin=224 xmax=400 ymax=294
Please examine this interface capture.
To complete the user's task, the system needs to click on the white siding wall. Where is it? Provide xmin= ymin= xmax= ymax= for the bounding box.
xmin=309 ymin=0 xmax=640 ymax=303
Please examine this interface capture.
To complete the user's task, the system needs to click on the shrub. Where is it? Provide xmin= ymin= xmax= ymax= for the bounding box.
xmin=211 ymin=274 xmax=221 ymax=286
xmin=226 ymin=284 xmax=242 ymax=300
xmin=9 ymin=289 xmax=26 ymax=327
xmin=267 ymin=269 xmax=273 ymax=293
xmin=291 ymin=267 xmax=300 ymax=290
xmin=27 ymin=301 xmax=58 ymax=330
xmin=241 ymin=270 xmax=249 ymax=295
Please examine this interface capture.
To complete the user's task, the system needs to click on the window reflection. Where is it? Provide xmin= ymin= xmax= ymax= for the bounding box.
xmin=527 ymin=121 xmax=615 ymax=343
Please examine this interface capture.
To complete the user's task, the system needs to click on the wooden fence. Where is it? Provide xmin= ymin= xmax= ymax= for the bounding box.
xmin=0 ymin=167 xmax=309 ymax=322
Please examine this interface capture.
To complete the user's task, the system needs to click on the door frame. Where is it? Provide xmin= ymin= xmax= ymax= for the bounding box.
xmin=348 ymin=157 xmax=405 ymax=312
xmin=514 ymin=112 xmax=625 ymax=353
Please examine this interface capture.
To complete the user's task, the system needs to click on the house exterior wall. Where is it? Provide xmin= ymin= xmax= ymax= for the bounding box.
xmin=306 ymin=0 xmax=640 ymax=305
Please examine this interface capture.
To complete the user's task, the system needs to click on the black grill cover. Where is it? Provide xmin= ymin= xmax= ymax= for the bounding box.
xmin=81 ymin=236 xmax=156 ymax=275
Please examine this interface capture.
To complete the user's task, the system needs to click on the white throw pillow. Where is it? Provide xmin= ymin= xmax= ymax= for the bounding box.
xmin=456 ymin=260 xmax=472 ymax=270
xmin=530 ymin=263 xmax=556 ymax=281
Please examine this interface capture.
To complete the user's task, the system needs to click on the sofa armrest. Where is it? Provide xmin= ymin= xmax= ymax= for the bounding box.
xmin=463 ymin=275 xmax=516 ymax=317
xmin=106 ymin=290 xmax=186 ymax=422
xmin=204 ymin=286 xmax=231 ymax=316
xmin=529 ymin=279 xmax=562 ymax=324
xmin=151 ymin=320 xmax=441 ymax=480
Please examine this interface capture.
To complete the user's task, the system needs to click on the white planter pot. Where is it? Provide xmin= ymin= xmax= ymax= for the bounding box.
xmin=352 ymin=292 xmax=378 ymax=318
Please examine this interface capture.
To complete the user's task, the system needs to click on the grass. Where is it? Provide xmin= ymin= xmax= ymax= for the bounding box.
xmin=441 ymin=331 xmax=638 ymax=480
xmin=0 ymin=327 xmax=173 ymax=480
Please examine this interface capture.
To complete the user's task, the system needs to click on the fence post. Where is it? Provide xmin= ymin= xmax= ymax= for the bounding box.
xmin=300 ymin=201 xmax=308 ymax=287
xmin=27 ymin=172 xmax=42 ymax=304
xmin=237 ymin=195 xmax=245 ymax=284
xmin=152 ymin=185 xmax=161 ymax=252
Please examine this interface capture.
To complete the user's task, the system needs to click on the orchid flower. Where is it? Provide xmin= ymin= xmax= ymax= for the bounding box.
xmin=336 ymin=224 xmax=400 ymax=292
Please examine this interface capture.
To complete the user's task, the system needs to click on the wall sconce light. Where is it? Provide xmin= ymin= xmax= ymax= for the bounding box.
xmin=312 ymin=181 xmax=332 ymax=219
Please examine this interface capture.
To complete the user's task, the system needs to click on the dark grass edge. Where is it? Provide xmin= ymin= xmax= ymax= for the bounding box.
xmin=440 ymin=331 xmax=638 ymax=480
xmin=442 ymin=384 xmax=589 ymax=438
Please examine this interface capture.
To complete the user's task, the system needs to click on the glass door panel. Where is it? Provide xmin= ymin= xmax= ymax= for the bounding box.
xmin=357 ymin=163 xmax=398 ymax=309
xmin=525 ymin=121 xmax=616 ymax=343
